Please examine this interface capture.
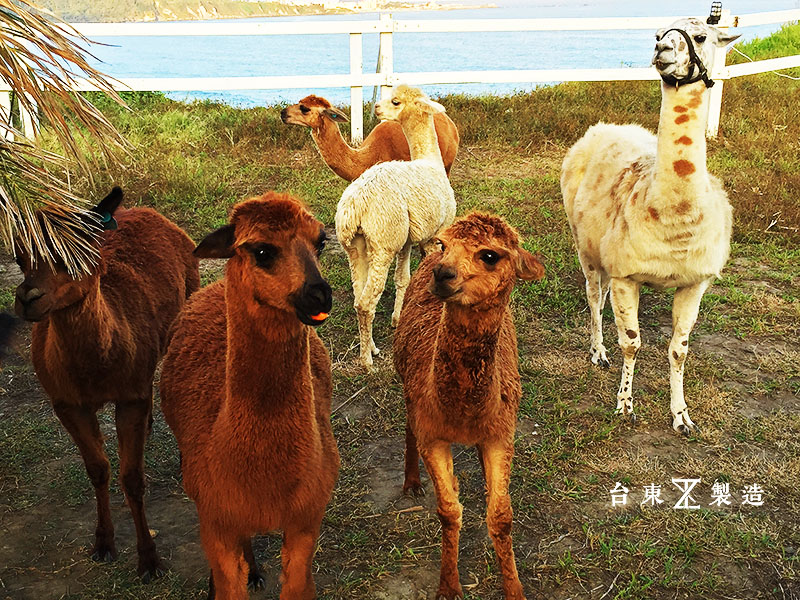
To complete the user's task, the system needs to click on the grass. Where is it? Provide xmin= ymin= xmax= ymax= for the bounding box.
xmin=1 ymin=26 xmax=799 ymax=600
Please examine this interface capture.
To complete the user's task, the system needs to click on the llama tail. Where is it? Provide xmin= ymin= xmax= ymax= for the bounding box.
xmin=335 ymin=186 xmax=368 ymax=248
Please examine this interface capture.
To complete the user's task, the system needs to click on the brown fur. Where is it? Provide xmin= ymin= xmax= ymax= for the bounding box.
xmin=281 ymin=94 xmax=459 ymax=180
xmin=13 ymin=189 xmax=199 ymax=581
xmin=393 ymin=212 xmax=544 ymax=600
xmin=160 ymin=192 xmax=339 ymax=600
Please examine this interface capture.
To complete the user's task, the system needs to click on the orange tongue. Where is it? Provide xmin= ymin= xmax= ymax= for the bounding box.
xmin=309 ymin=312 xmax=329 ymax=322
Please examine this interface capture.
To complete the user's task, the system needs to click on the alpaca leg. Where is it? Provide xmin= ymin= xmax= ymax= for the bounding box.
xmin=243 ymin=537 xmax=266 ymax=591
xmin=669 ymin=280 xmax=712 ymax=435
xmin=391 ymin=240 xmax=413 ymax=327
xmin=479 ymin=441 xmax=525 ymax=600
xmin=609 ymin=278 xmax=642 ymax=420
xmin=585 ymin=270 xmax=611 ymax=369
xmin=421 ymin=440 xmax=463 ymax=600
xmin=279 ymin=519 xmax=321 ymax=600
xmin=403 ymin=417 xmax=424 ymax=497
xmin=200 ymin=522 xmax=248 ymax=600
xmin=115 ymin=397 xmax=163 ymax=582
xmin=52 ymin=403 xmax=116 ymax=562
xmin=355 ymin=255 xmax=393 ymax=369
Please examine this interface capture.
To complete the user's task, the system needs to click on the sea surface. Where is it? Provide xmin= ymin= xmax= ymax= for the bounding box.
xmin=83 ymin=0 xmax=800 ymax=106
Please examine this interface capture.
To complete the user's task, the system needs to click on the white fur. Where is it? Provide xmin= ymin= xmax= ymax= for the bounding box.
xmin=335 ymin=85 xmax=455 ymax=370
xmin=561 ymin=18 xmax=736 ymax=434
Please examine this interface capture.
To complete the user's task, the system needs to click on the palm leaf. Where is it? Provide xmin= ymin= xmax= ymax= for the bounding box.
xmin=0 ymin=0 xmax=129 ymax=275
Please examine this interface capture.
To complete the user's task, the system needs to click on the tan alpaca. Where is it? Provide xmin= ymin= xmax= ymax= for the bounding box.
xmin=395 ymin=213 xmax=543 ymax=600
xmin=335 ymin=84 xmax=456 ymax=370
xmin=561 ymin=18 xmax=739 ymax=434
xmin=280 ymin=94 xmax=459 ymax=180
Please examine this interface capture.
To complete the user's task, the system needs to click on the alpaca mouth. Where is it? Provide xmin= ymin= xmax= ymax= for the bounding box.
xmin=295 ymin=308 xmax=329 ymax=327
xmin=429 ymin=282 xmax=461 ymax=300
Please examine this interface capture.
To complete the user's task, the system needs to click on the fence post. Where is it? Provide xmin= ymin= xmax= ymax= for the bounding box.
xmin=0 ymin=92 xmax=13 ymax=141
xmin=350 ymin=31 xmax=364 ymax=145
xmin=378 ymin=13 xmax=394 ymax=101
xmin=706 ymin=9 xmax=731 ymax=138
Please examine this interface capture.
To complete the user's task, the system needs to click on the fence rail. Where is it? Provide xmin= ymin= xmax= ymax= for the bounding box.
xmin=2 ymin=8 xmax=799 ymax=141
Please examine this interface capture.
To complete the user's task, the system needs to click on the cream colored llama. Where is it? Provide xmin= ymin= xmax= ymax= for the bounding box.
xmin=336 ymin=84 xmax=456 ymax=370
xmin=561 ymin=18 xmax=739 ymax=434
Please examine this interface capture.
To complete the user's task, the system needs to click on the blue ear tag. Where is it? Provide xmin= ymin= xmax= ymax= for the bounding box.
xmin=100 ymin=212 xmax=118 ymax=231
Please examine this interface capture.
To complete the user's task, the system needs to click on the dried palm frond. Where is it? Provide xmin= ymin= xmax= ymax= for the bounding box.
xmin=0 ymin=0 xmax=129 ymax=275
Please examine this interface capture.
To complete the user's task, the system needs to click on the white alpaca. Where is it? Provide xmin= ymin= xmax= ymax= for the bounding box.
xmin=336 ymin=84 xmax=455 ymax=370
xmin=561 ymin=18 xmax=739 ymax=434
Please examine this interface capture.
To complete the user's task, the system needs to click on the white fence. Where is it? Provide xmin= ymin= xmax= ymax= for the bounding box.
xmin=3 ymin=8 xmax=800 ymax=142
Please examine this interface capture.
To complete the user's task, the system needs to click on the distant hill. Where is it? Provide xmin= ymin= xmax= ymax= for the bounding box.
xmin=35 ymin=0 xmax=347 ymax=22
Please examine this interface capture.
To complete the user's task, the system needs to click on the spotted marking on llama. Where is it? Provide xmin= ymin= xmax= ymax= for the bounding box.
xmin=675 ymin=114 xmax=690 ymax=125
xmin=674 ymin=200 xmax=692 ymax=215
xmin=673 ymin=160 xmax=696 ymax=177
xmin=675 ymin=136 xmax=693 ymax=145
xmin=648 ymin=207 xmax=660 ymax=221
xmin=674 ymin=106 xmax=688 ymax=113
xmin=626 ymin=329 xmax=637 ymax=339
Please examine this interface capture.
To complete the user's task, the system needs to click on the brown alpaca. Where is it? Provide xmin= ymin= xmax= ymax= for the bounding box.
xmin=13 ymin=187 xmax=200 ymax=581
xmin=394 ymin=213 xmax=544 ymax=600
xmin=160 ymin=192 xmax=339 ymax=600
xmin=281 ymin=94 xmax=459 ymax=180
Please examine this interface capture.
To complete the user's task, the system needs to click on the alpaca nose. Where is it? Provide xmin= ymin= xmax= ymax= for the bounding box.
xmin=305 ymin=280 xmax=332 ymax=311
xmin=280 ymin=107 xmax=289 ymax=122
xmin=433 ymin=264 xmax=456 ymax=283
xmin=656 ymin=38 xmax=674 ymax=53
xmin=15 ymin=285 xmax=44 ymax=307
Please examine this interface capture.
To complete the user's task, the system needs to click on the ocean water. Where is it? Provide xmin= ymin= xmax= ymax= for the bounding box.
xmin=84 ymin=0 xmax=800 ymax=106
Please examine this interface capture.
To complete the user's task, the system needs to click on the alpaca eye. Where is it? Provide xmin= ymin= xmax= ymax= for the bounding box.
xmin=436 ymin=240 xmax=445 ymax=252
xmin=300 ymin=105 xmax=310 ymax=114
xmin=479 ymin=251 xmax=500 ymax=266
xmin=694 ymin=34 xmax=706 ymax=43
xmin=391 ymin=99 xmax=400 ymax=106
xmin=251 ymin=244 xmax=278 ymax=268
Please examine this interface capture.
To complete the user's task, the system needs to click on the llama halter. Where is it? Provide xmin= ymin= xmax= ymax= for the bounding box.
xmin=658 ymin=28 xmax=715 ymax=89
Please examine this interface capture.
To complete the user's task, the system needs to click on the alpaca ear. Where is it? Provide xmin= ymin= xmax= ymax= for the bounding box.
xmin=90 ymin=186 xmax=124 ymax=231
xmin=195 ymin=224 xmax=236 ymax=259
xmin=714 ymin=30 xmax=741 ymax=47
xmin=515 ymin=249 xmax=545 ymax=281
xmin=416 ymin=97 xmax=446 ymax=114
xmin=325 ymin=107 xmax=350 ymax=122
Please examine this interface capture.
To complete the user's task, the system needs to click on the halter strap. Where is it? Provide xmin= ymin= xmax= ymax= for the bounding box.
xmin=659 ymin=28 xmax=715 ymax=89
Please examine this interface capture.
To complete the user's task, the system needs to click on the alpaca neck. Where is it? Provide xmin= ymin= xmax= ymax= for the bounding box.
xmin=311 ymin=118 xmax=364 ymax=181
xmin=432 ymin=298 xmax=506 ymax=405
xmin=223 ymin=286 xmax=313 ymax=422
xmin=651 ymin=81 xmax=711 ymax=206
xmin=400 ymin=112 xmax=442 ymax=165
xmin=49 ymin=280 xmax=117 ymax=359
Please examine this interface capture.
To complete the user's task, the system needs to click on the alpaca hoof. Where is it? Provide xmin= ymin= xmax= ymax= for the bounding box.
xmin=403 ymin=480 xmax=425 ymax=498
xmin=677 ymin=423 xmax=700 ymax=437
xmin=91 ymin=548 xmax=116 ymax=564
xmin=247 ymin=570 xmax=266 ymax=591
xmin=371 ymin=345 xmax=380 ymax=356
xmin=673 ymin=412 xmax=699 ymax=436
xmin=139 ymin=563 xmax=166 ymax=584
xmin=627 ymin=413 xmax=637 ymax=425
xmin=592 ymin=356 xmax=610 ymax=369
xmin=138 ymin=552 xmax=165 ymax=583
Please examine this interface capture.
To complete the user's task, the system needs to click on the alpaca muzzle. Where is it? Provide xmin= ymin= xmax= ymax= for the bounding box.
xmin=14 ymin=285 xmax=47 ymax=322
xmin=293 ymin=280 xmax=333 ymax=327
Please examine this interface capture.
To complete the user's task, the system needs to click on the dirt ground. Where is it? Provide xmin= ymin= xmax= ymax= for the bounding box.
xmin=1 ymin=237 xmax=798 ymax=600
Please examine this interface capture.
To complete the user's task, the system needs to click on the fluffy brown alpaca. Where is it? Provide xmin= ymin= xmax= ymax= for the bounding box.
xmin=281 ymin=94 xmax=459 ymax=180
xmin=394 ymin=212 xmax=544 ymax=600
xmin=13 ymin=187 xmax=200 ymax=581
xmin=160 ymin=192 xmax=339 ymax=600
